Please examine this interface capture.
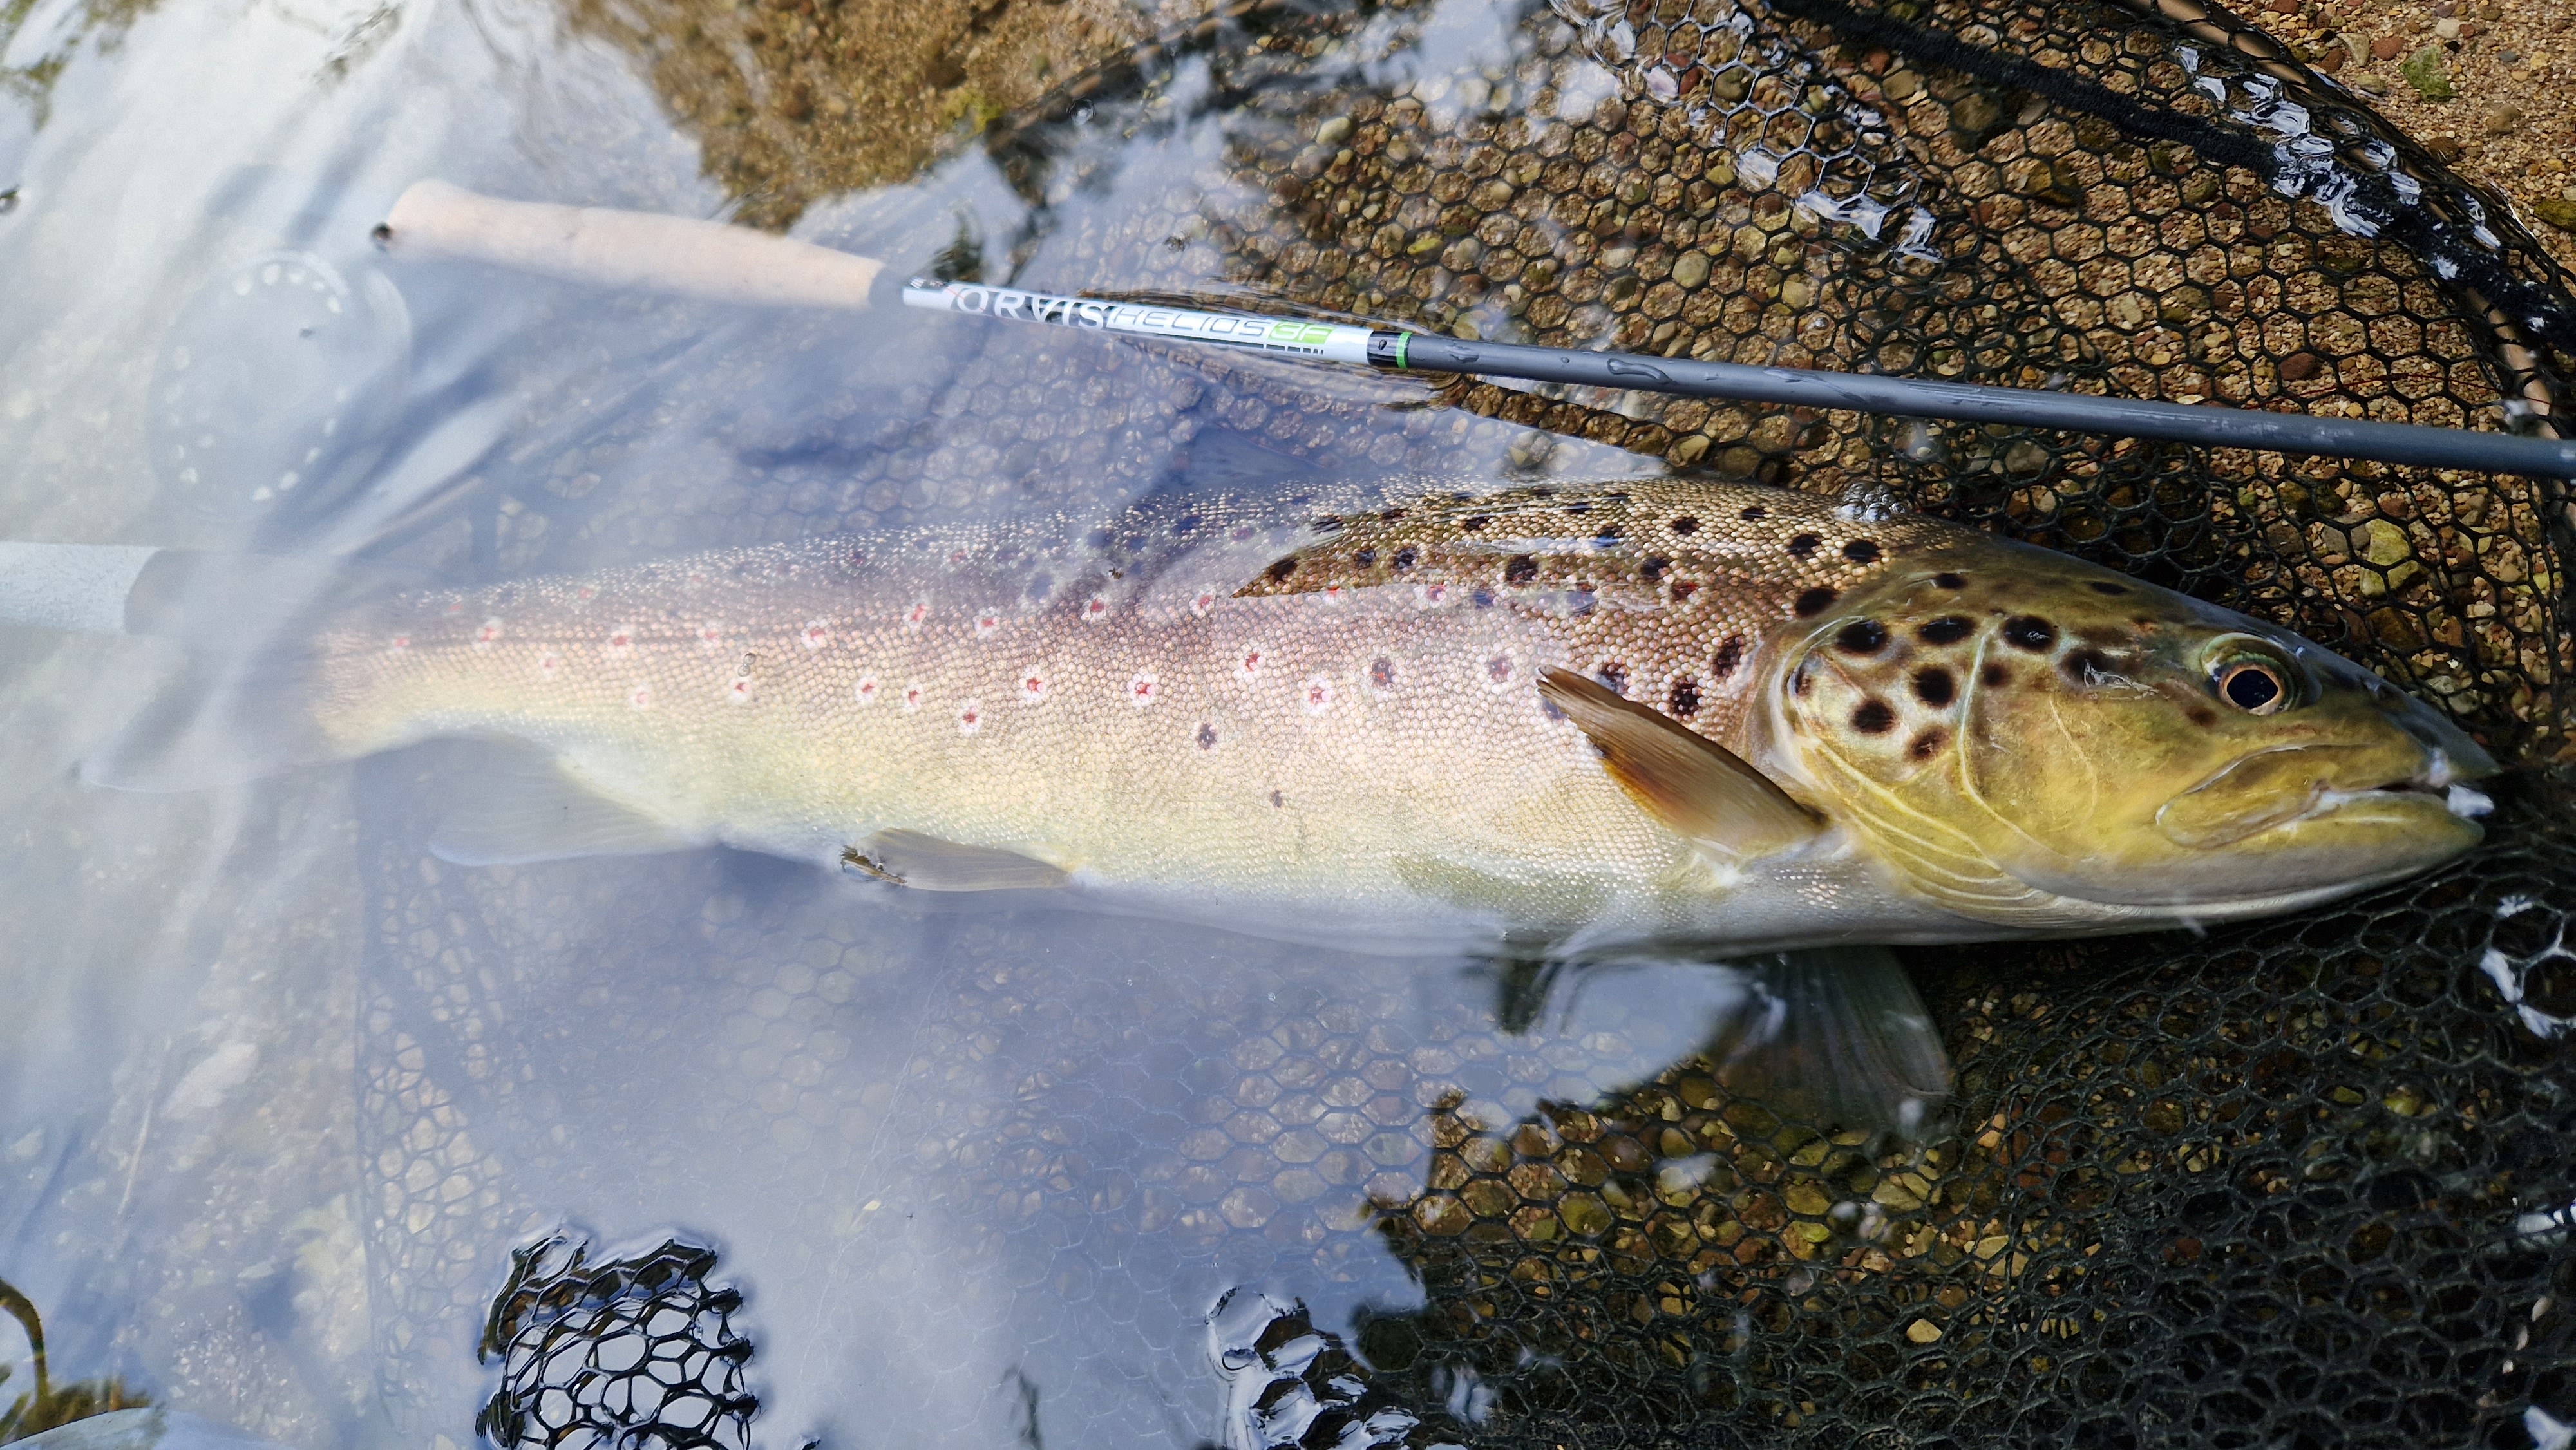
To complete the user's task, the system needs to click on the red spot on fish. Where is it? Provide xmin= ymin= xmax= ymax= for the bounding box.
xmin=1084 ymin=597 xmax=1110 ymax=621
xmin=958 ymin=701 xmax=982 ymax=734
xmin=1417 ymin=583 xmax=1450 ymax=607
xmin=1236 ymin=648 xmax=1264 ymax=682
xmin=902 ymin=683 xmax=925 ymax=712
xmin=1303 ymin=676 xmax=1333 ymax=713
xmin=698 ymin=623 xmax=724 ymax=650
xmin=1130 ymin=673 xmax=1160 ymax=706
xmin=474 ymin=618 xmax=503 ymax=650
xmin=974 ymin=612 xmax=1001 ymax=639
xmin=445 ymin=601 xmax=464 ymax=616
xmin=802 ymin=621 xmax=832 ymax=650
xmin=576 ymin=585 xmax=597 ymax=602
xmin=537 ymin=652 xmax=562 ymax=679
xmin=728 ymin=674 xmax=755 ymax=704
xmin=629 ymin=684 xmax=653 ymax=710
xmin=389 ymin=635 xmax=410 ymax=651
xmin=1191 ymin=590 xmax=1219 ymax=617
xmin=604 ymin=630 xmax=636 ymax=659
xmin=855 ymin=675 xmax=881 ymax=704
xmin=1022 ymin=672 xmax=1048 ymax=702
xmin=904 ymin=601 xmax=930 ymax=630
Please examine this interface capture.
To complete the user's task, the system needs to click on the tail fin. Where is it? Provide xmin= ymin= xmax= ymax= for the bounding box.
xmin=0 ymin=543 xmax=397 ymax=790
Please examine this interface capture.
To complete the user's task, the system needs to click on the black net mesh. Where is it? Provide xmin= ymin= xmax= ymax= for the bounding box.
xmin=475 ymin=1236 xmax=765 ymax=1450
xmin=340 ymin=0 xmax=2576 ymax=1446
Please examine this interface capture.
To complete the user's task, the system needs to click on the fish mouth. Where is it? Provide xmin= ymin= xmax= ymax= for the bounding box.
xmin=2154 ymin=743 xmax=2490 ymax=851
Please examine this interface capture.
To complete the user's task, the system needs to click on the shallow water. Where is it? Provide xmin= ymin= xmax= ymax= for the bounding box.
xmin=0 ymin=0 xmax=1683 ymax=1443
xmin=4 ymin=0 xmax=2573 ymax=1444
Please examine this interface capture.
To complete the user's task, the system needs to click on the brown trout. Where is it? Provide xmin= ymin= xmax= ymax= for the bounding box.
xmin=265 ymin=476 xmax=2490 ymax=963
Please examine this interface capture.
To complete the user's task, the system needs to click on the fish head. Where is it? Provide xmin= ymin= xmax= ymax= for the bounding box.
xmin=1766 ymin=540 xmax=2494 ymax=928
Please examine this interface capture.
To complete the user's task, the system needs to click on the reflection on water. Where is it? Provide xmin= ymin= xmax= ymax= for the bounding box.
xmin=0 ymin=0 xmax=2571 ymax=1442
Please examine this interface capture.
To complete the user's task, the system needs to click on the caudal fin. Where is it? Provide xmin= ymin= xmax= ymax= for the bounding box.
xmin=0 ymin=543 xmax=393 ymax=791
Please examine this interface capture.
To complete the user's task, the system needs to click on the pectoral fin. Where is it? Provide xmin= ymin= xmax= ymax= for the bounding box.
xmin=1538 ymin=667 xmax=1822 ymax=860
xmin=841 ymin=829 xmax=1069 ymax=892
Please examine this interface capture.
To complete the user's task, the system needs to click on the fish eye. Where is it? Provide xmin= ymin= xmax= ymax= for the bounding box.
xmin=2213 ymin=658 xmax=2291 ymax=715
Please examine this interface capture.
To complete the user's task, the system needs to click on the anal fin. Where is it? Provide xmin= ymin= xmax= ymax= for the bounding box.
xmin=1537 ymin=667 xmax=1821 ymax=860
xmin=840 ymin=829 xmax=1069 ymax=892
xmin=427 ymin=746 xmax=698 ymax=865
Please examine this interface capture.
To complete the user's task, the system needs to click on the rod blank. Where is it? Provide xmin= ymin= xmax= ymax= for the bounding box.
xmin=1395 ymin=332 xmax=2576 ymax=478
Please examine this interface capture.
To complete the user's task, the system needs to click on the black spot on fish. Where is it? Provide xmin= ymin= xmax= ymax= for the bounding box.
xmin=1852 ymin=700 xmax=1896 ymax=734
xmin=1370 ymin=657 xmax=1396 ymax=690
xmin=1933 ymin=572 xmax=1967 ymax=590
xmin=1540 ymin=697 xmax=1567 ymax=722
xmin=1794 ymin=587 xmax=1837 ymax=617
xmin=1669 ymin=678 xmax=1701 ymax=717
xmin=2088 ymin=581 xmax=2130 ymax=595
xmin=2187 ymin=705 xmax=2218 ymax=728
xmin=1671 ymin=580 xmax=1700 ymax=603
xmin=2003 ymin=616 xmax=2058 ymax=650
xmin=1564 ymin=500 xmax=1590 ymax=515
xmin=1909 ymin=729 xmax=1947 ymax=760
xmin=1266 ymin=557 xmax=1298 ymax=583
xmin=1836 ymin=619 xmax=1888 ymax=654
xmin=1488 ymin=655 xmax=1513 ymax=683
xmin=1568 ymin=587 xmax=1598 ymax=616
xmin=1641 ymin=556 xmax=1672 ymax=583
xmin=1595 ymin=662 xmax=1630 ymax=696
xmin=1982 ymin=663 xmax=2012 ymax=688
xmin=1788 ymin=533 xmax=1822 ymax=558
xmin=1792 ymin=665 xmax=1812 ymax=697
xmin=1354 ymin=548 xmax=1378 ymax=568
xmin=1844 ymin=539 xmax=1882 ymax=563
xmin=1913 ymin=668 xmax=1956 ymax=708
xmin=1472 ymin=587 xmax=1497 ymax=609
xmin=1529 ymin=486 xmax=1556 ymax=497
xmin=1380 ymin=509 xmax=1409 ymax=523
xmin=1710 ymin=635 xmax=1745 ymax=681
xmin=1088 ymin=529 xmax=1115 ymax=551
xmin=1173 ymin=514 xmax=1201 ymax=536
xmin=2062 ymin=648 xmax=2115 ymax=684
xmin=1463 ymin=515 xmax=1492 ymax=532
xmin=1740 ymin=505 xmax=1767 ymax=521
xmin=1504 ymin=554 xmax=1539 ymax=585
xmin=1271 ymin=790 xmax=1285 ymax=807
xmin=1671 ymin=516 xmax=1701 ymax=534
xmin=1393 ymin=547 xmax=1418 ymax=571
xmin=1197 ymin=722 xmax=1218 ymax=749
xmin=1919 ymin=616 xmax=1975 ymax=645
xmin=1312 ymin=515 xmax=1345 ymax=534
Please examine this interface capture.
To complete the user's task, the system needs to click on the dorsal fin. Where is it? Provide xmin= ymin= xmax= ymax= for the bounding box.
xmin=1538 ymin=666 xmax=1823 ymax=860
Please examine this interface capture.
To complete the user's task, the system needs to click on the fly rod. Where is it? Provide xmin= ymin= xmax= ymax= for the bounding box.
xmin=900 ymin=279 xmax=2576 ymax=479
xmin=375 ymin=180 xmax=2576 ymax=478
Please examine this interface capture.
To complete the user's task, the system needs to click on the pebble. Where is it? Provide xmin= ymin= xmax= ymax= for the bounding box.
xmin=1671 ymin=250 xmax=1710 ymax=290
xmin=2484 ymin=104 xmax=2523 ymax=135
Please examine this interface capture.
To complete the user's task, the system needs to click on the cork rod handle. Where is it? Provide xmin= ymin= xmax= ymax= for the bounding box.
xmin=375 ymin=179 xmax=891 ymax=310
